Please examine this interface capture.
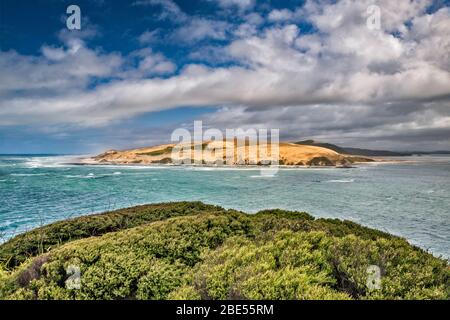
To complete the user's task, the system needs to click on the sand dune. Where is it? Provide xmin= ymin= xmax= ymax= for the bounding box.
xmin=90 ymin=141 xmax=374 ymax=167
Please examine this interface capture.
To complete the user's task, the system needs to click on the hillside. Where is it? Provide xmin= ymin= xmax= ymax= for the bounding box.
xmin=89 ymin=141 xmax=374 ymax=166
xmin=295 ymin=140 xmax=412 ymax=157
xmin=0 ymin=202 xmax=448 ymax=300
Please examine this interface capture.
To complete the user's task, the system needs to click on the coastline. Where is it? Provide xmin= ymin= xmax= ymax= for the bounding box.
xmin=74 ymin=156 xmax=406 ymax=168
xmin=68 ymin=152 xmax=450 ymax=168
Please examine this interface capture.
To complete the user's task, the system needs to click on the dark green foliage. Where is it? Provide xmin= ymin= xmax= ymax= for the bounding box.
xmin=254 ymin=209 xmax=314 ymax=221
xmin=306 ymin=157 xmax=334 ymax=166
xmin=186 ymin=232 xmax=349 ymax=300
xmin=294 ymin=140 xmax=411 ymax=157
xmin=179 ymin=232 xmax=449 ymax=300
xmin=347 ymin=156 xmax=375 ymax=163
xmin=253 ymin=210 xmax=395 ymax=241
xmin=1 ymin=212 xmax=253 ymax=300
xmin=295 ymin=140 xmax=348 ymax=154
xmin=314 ymin=218 xmax=396 ymax=240
xmin=0 ymin=202 xmax=227 ymax=269
xmin=328 ymin=235 xmax=450 ymax=299
xmin=0 ymin=202 xmax=448 ymax=300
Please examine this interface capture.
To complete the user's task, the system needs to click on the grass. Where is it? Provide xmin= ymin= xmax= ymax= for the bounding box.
xmin=137 ymin=143 xmax=209 ymax=157
xmin=0 ymin=202 xmax=448 ymax=300
xmin=137 ymin=146 xmax=174 ymax=156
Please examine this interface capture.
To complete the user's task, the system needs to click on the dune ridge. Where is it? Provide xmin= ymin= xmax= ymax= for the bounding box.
xmin=90 ymin=141 xmax=375 ymax=166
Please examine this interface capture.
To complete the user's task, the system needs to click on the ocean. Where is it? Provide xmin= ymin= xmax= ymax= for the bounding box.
xmin=0 ymin=155 xmax=449 ymax=258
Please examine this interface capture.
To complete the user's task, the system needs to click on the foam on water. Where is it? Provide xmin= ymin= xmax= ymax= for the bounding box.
xmin=63 ymin=171 xmax=128 ymax=179
xmin=21 ymin=155 xmax=84 ymax=168
xmin=65 ymin=174 xmax=96 ymax=179
xmin=250 ymin=175 xmax=277 ymax=178
xmin=325 ymin=179 xmax=355 ymax=183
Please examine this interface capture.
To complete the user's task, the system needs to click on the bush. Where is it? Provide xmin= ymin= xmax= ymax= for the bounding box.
xmin=328 ymin=235 xmax=450 ymax=299
xmin=136 ymin=260 xmax=184 ymax=300
xmin=0 ymin=201 xmax=228 ymax=269
xmin=188 ymin=232 xmax=349 ymax=299
xmin=167 ymin=285 xmax=201 ymax=300
xmin=0 ymin=202 xmax=448 ymax=300
xmin=0 ymin=212 xmax=254 ymax=299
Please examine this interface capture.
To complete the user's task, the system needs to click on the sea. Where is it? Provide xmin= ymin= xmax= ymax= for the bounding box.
xmin=0 ymin=154 xmax=449 ymax=259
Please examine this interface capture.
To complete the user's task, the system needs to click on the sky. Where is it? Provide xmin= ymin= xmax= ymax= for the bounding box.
xmin=0 ymin=0 xmax=449 ymax=154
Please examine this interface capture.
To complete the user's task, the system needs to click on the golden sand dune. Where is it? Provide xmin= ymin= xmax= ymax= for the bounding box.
xmin=91 ymin=141 xmax=374 ymax=167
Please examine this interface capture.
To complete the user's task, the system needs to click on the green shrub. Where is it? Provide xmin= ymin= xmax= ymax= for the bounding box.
xmin=0 ymin=212 xmax=254 ymax=299
xmin=188 ymin=232 xmax=349 ymax=300
xmin=328 ymin=235 xmax=450 ymax=299
xmin=0 ymin=202 xmax=448 ymax=300
xmin=0 ymin=201 xmax=228 ymax=269
xmin=315 ymin=218 xmax=396 ymax=240
xmin=136 ymin=260 xmax=184 ymax=300
xmin=167 ymin=285 xmax=201 ymax=300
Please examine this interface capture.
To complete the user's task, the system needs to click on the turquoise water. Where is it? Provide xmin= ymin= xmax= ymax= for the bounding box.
xmin=0 ymin=155 xmax=449 ymax=258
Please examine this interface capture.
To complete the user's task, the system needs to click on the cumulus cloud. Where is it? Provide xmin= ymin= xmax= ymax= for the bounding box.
xmin=0 ymin=39 xmax=122 ymax=98
xmin=215 ymin=0 xmax=255 ymax=11
xmin=1 ymin=0 xmax=450 ymax=149
xmin=132 ymin=0 xmax=188 ymax=22
xmin=268 ymin=9 xmax=295 ymax=22
xmin=120 ymin=48 xmax=177 ymax=78
xmin=138 ymin=29 xmax=161 ymax=44
xmin=172 ymin=18 xmax=231 ymax=42
xmin=134 ymin=0 xmax=233 ymax=43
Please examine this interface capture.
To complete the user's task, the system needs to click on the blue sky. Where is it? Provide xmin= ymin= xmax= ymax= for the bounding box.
xmin=0 ymin=0 xmax=449 ymax=153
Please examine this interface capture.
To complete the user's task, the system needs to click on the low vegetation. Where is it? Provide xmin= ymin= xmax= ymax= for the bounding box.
xmin=0 ymin=202 xmax=448 ymax=300
xmin=0 ymin=202 xmax=224 ymax=269
xmin=137 ymin=146 xmax=174 ymax=156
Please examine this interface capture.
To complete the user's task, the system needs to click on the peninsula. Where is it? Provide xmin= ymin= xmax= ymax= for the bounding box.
xmin=89 ymin=141 xmax=375 ymax=167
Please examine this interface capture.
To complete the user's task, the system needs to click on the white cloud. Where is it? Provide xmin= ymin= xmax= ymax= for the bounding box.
xmin=172 ymin=18 xmax=231 ymax=42
xmin=0 ymin=39 xmax=122 ymax=97
xmin=268 ymin=9 xmax=295 ymax=22
xmin=132 ymin=0 xmax=187 ymax=22
xmin=138 ymin=29 xmax=161 ymax=44
xmin=233 ymin=12 xmax=264 ymax=37
xmin=1 ymin=0 xmax=450 ymax=151
xmin=136 ymin=49 xmax=177 ymax=74
xmin=188 ymin=45 xmax=232 ymax=64
xmin=134 ymin=0 xmax=233 ymax=43
xmin=216 ymin=0 xmax=255 ymax=11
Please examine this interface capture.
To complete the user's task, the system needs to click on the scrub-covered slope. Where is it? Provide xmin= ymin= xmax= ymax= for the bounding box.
xmin=0 ymin=202 xmax=448 ymax=300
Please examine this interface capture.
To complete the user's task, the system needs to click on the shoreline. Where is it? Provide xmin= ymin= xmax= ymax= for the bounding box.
xmin=69 ymin=157 xmax=407 ymax=168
